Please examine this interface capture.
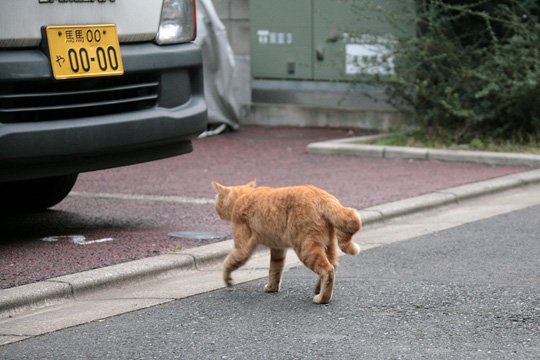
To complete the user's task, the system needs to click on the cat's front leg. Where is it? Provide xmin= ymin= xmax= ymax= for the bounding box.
xmin=224 ymin=223 xmax=257 ymax=287
xmin=264 ymin=248 xmax=287 ymax=293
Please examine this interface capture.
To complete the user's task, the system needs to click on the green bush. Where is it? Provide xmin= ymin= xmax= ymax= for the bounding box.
xmin=372 ymin=0 xmax=540 ymax=143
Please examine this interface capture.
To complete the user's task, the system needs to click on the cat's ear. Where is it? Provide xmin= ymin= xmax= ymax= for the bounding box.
xmin=246 ymin=179 xmax=256 ymax=188
xmin=212 ymin=181 xmax=225 ymax=193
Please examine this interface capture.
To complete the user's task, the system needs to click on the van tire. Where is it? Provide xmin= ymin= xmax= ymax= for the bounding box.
xmin=0 ymin=174 xmax=78 ymax=213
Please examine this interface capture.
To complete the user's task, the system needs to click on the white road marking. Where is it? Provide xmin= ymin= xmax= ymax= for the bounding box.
xmin=41 ymin=235 xmax=85 ymax=243
xmin=69 ymin=191 xmax=215 ymax=205
xmin=41 ymin=235 xmax=114 ymax=245
xmin=72 ymin=237 xmax=115 ymax=245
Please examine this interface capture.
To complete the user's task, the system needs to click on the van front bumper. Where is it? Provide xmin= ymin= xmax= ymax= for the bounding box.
xmin=0 ymin=42 xmax=207 ymax=182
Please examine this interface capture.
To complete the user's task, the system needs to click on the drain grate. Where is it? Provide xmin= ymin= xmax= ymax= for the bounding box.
xmin=168 ymin=231 xmax=229 ymax=241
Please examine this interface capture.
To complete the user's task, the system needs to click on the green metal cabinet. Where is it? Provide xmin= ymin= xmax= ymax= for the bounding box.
xmin=250 ymin=0 xmax=415 ymax=81
xmin=250 ymin=0 xmax=313 ymax=80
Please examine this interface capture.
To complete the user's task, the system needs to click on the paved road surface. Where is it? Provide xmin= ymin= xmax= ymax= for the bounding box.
xmin=2 ymin=203 xmax=538 ymax=359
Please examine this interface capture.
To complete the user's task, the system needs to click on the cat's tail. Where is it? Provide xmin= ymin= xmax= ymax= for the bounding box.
xmin=322 ymin=200 xmax=362 ymax=256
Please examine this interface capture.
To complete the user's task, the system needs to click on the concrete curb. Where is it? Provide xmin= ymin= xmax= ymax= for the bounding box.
xmin=2 ymin=168 xmax=540 ymax=317
xmin=0 ymin=254 xmax=200 ymax=316
xmin=358 ymin=169 xmax=540 ymax=225
xmin=307 ymin=135 xmax=540 ymax=168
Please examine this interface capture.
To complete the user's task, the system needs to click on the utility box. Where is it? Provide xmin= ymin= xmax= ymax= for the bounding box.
xmin=250 ymin=0 xmax=313 ymax=79
xmin=250 ymin=0 xmax=415 ymax=81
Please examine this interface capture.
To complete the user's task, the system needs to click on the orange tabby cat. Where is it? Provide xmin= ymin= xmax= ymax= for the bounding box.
xmin=212 ymin=180 xmax=362 ymax=304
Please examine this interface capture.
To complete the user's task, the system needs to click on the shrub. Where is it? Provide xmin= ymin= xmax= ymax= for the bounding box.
xmin=367 ymin=0 xmax=540 ymax=143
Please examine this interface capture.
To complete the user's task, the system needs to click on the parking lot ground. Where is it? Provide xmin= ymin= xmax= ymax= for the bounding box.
xmin=0 ymin=126 xmax=529 ymax=289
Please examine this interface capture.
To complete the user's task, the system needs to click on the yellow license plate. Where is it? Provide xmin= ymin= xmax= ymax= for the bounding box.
xmin=46 ymin=24 xmax=124 ymax=80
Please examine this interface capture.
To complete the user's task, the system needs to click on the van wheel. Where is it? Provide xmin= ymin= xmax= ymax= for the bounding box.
xmin=0 ymin=174 xmax=78 ymax=213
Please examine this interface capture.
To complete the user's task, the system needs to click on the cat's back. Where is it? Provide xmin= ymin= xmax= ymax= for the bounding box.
xmin=244 ymin=184 xmax=335 ymax=210
xmin=236 ymin=185 xmax=327 ymax=237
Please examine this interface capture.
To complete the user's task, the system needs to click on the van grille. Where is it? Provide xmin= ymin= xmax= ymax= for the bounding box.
xmin=0 ymin=73 xmax=159 ymax=123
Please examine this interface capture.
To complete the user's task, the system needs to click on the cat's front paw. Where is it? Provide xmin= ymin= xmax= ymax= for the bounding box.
xmin=264 ymin=283 xmax=280 ymax=293
xmin=224 ymin=274 xmax=234 ymax=288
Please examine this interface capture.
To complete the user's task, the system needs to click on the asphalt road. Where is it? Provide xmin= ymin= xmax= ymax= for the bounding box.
xmin=2 ymin=203 xmax=538 ymax=359
xmin=0 ymin=127 xmax=527 ymax=289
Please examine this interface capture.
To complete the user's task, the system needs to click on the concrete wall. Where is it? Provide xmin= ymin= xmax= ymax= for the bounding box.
xmin=211 ymin=0 xmax=250 ymax=57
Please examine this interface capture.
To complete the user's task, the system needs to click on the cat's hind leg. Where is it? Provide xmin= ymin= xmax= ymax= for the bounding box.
xmin=224 ymin=223 xmax=257 ymax=287
xmin=315 ymin=237 xmax=338 ymax=295
xmin=297 ymin=239 xmax=335 ymax=304
xmin=265 ymin=248 xmax=287 ymax=293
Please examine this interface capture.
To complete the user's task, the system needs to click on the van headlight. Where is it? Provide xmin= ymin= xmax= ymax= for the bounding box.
xmin=155 ymin=0 xmax=197 ymax=45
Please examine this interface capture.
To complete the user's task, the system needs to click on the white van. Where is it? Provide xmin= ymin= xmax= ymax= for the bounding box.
xmin=0 ymin=0 xmax=207 ymax=211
